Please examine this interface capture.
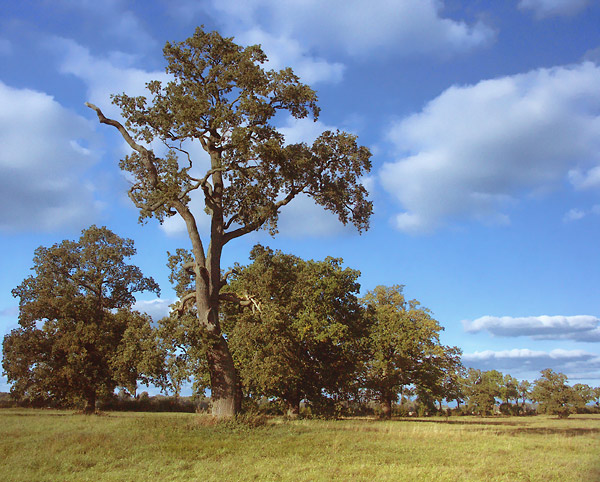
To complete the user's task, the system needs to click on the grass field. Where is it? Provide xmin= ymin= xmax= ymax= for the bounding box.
xmin=1 ymin=409 xmax=598 ymax=481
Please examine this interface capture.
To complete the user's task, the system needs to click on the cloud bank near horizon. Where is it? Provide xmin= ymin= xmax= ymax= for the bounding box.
xmin=463 ymin=315 xmax=600 ymax=342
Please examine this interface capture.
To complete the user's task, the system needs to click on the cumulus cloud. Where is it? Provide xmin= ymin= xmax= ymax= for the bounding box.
xmin=381 ymin=62 xmax=600 ymax=233
xmin=563 ymin=208 xmax=585 ymax=222
xmin=518 ymin=0 xmax=591 ymax=18
xmin=235 ymin=28 xmax=345 ymax=85
xmin=207 ymin=0 xmax=494 ymax=58
xmin=462 ymin=348 xmax=600 ymax=378
xmin=55 ymin=0 xmax=157 ymax=51
xmin=276 ymin=193 xmax=351 ymax=238
xmin=0 ymin=81 xmax=101 ymax=232
xmin=53 ymin=37 xmax=170 ymax=119
xmin=133 ymin=298 xmax=174 ymax=321
xmin=463 ymin=315 xmax=600 ymax=342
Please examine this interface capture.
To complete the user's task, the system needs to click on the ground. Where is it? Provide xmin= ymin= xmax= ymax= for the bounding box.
xmin=1 ymin=409 xmax=598 ymax=481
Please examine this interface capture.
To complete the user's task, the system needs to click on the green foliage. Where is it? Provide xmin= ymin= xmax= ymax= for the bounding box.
xmin=361 ymin=285 xmax=450 ymax=417
xmin=463 ymin=369 xmax=503 ymax=416
xmin=157 ymin=312 xmax=211 ymax=398
xmin=1 ymin=226 xmax=162 ymax=411
xmin=222 ymin=244 xmax=368 ymax=415
xmin=531 ymin=369 xmax=578 ymax=418
xmin=111 ymin=27 xmax=372 ymax=233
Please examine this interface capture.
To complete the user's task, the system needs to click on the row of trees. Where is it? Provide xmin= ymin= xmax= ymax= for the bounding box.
xmin=4 ymin=227 xmax=596 ymax=418
xmin=460 ymin=368 xmax=600 ymax=418
xmin=2 ymin=226 xmax=463 ymax=417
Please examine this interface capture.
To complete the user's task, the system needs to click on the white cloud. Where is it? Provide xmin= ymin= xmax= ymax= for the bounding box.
xmin=463 ymin=315 xmax=600 ymax=342
xmin=236 ymin=28 xmax=345 ymax=84
xmin=53 ymin=38 xmax=170 ymax=120
xmin=518 ymin=0 xmax=591 ymax=18
xmin=0 ymin=81 xmax=100 ymax=232
xmin=55 ymin=0 xmax=157 ymax=51
xmin=279 ymin=116 xmax=339 ymax=145
xmin=208 ymin=0 xmax=494 ymax=58
xmin=563 ymin=208 xmax=586 ymax=222
xmin=133 ymin=298 xmax=174 ymax=321
xmin=381 ymin=62 xmax=600 ymax=233
xmin=276 ymin=193 xmax=350 ymax=238
xmin=462 ymin=348 xmax=600 ymax=379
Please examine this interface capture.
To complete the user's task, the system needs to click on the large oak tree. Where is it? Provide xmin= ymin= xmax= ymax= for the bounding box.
xmin=2 ymin=226 xmax=161 ymax=413
xmin=87 ymin=27 xmax=372 ymax=417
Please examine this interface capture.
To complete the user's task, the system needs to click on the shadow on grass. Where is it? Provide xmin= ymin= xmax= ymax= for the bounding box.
xmin=388 ymin=417 xmax=600 ymax=437
xmin=506 ymin=427 xmax=600 ymax=437
xmin=393 ymin=418 xmax=524 ymax=427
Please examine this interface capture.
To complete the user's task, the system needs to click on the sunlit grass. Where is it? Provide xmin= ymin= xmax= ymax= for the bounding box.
xmin=1 ymin=409 xmax=598 ymax=481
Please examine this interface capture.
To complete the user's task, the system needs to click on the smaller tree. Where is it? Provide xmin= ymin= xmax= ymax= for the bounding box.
xmin=464 ymin=369 xmax=502 ymax=416
xmin=362 ymin=285 xmax=445 ymax=418
xmin=415 ymin=345 xmax=465 ymax=412
xmin=516 ymin=379 xmax=532 ymax=414
xmin=2 ymin=226 xmax=160 ymax=413
xmin=592 ymin=387 xmax=600 ymax=409
xmin=157 ymin=312 xmax=210 ymax=401
xmin=110 ymin=310 xmax=168 ymax=397
xmin=499 ymin=374 xmax=519 ymax=405
xmin=572 ymin=383 xmax=593 ymax=413
xmin=531 ymin=369 xmax=577 ymax=418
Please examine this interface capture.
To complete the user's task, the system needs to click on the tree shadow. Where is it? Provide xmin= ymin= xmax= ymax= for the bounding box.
xmin=393 ymin=417 xmax=524 ymax=427
xmin=507 ymin=427 xmax=600 ymax=437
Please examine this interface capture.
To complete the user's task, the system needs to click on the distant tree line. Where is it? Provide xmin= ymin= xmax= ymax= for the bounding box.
xmin=2 ymin=227 xmax=599 ymax=419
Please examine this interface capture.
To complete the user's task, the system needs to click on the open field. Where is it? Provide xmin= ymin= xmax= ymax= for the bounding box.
xmin=1 ymin=409 xmax=598 ymax=481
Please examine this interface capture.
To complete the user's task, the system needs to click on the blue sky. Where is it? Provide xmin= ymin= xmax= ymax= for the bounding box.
xmin=1 ymin=0 xmax=600 ymax=393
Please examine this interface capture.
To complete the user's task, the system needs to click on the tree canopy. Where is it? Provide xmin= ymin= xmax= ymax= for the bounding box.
xmin=87 ymin=26 xmax=372 ymax=417
xmin=361 ymin=285 xmax=456 ymax=418
xmin=531 ymin=368 xmax=579 ymax=418
xmin=221 ymin=245 xmax=368 ymax=416
xmin=2 ymin=226 xmax=161 ymax=413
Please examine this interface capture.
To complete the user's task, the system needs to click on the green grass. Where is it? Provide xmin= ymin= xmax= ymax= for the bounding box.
xmin=1 ymin=409 xmax=598 ymax=481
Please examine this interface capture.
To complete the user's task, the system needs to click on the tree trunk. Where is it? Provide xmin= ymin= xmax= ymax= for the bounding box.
xmin=207 ymin=334 xmax=239 ymax=418
xmin=286 ymin=398 xmax=301 ymax=418
xmin=83 ymin=390 xmax=96 ymax=415
xmin=381 ymin=395 xmax=392 ymax=419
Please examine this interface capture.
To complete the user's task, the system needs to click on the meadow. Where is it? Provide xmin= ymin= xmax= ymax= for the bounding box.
xmin=1 ymin=409 xmax=598 ymax=481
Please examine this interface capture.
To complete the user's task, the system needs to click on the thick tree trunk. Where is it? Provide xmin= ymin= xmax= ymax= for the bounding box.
xmin=286 ymin=398 xmax=301 ymax=418
xmin=83 ymin=390 xmax=96 ymax=415
xmin=381 ymin=395 xmax=392 ymax=419
xmin=207 ymin=334 xmax=239 ymax=418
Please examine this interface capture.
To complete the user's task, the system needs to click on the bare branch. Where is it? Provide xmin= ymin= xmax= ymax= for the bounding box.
xmin=223 ymin=186 xmax=301 ymax=244
xmin=174 ymin=292 xmax=197 ymax=315
xmin=219 ymin=292 xmax=261 ymax=313
xmin=85 ymin=103 xmax=159 ymax=186
xmin=219 ymin=268 xmax=237 ymax=288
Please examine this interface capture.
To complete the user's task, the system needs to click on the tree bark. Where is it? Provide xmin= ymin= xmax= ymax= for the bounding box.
xmin=286 ymin=398 xmax=301 ymax=418
xmin=206 ymin=334 xmax=239 ymax=418
xmin=381 ymin=395 xmax=392 ymax=419
xmin=83 ymin=390 xmax=96 ymax=415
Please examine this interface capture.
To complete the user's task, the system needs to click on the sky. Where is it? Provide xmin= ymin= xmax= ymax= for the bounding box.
xmin=1 ymin=0 xmax=600 ymax=393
